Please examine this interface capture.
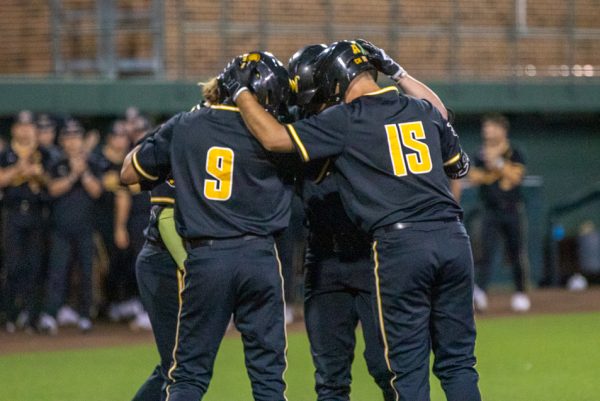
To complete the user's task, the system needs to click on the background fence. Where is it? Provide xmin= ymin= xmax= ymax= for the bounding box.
xmin=2 ymin=0 xmax=599 ymax=82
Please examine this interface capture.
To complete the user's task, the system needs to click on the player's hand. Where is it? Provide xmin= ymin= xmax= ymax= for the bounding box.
xmin=114 ymin=226 xmax=130 ymax=249
xmin=220 ymin=55 xmax=256 ymax=102
xmin=355 ymin=39 xmax=407 ymax=80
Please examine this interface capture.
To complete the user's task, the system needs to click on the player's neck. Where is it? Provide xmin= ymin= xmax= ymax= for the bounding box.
xmin=344 ymin=73 xmax=381 ymax=103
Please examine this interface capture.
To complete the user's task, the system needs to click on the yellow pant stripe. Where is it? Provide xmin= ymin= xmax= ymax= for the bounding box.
xmin=373 ymin=241 xmax=400 ymax=401
xmin=273 ymin=244 xmax=289 ymax=401
xmin=165 ymin=266 xmax=186 ymax=401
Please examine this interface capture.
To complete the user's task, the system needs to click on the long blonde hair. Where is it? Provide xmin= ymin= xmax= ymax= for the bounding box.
xmin=200 ymin=77 xmax=220 ymax=106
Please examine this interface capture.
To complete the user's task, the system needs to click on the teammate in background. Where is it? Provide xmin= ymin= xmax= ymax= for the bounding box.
xmin=469 ymin=113 xmax=530 ymax=312
xmin=227 ymin=40 xmax=481 ymax=401
xmin=121 ymin=53 xmax=294 ymax=401
xmin=38 ymin=120 xmax=105 ymax=334
xmin=94 ymin=121 xmax=133 ymax=322
xmin=0 ymin=121 xmax=52 ymax=333
xmin=117 ymin=115 xmax=153 ymax=330
xmin=288 ymin=44 xmax=394 ymax=401
xmin=36 ymin=114 xmax=62 ymax=163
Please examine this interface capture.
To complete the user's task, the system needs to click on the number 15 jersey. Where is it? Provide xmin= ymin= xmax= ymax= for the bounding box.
xmin=286 ymin=86 xmax=463 ymax=233
xmin=133 ymin=105 xmax=293 ymax=239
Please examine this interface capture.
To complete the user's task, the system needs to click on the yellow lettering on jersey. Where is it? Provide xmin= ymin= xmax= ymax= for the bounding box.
xmin=399 ymin=121 xmax=433 ymax=174
xmin=386 ymin=121 xmax=432 ymax=177
xmin=204 ymin=147 xmax=234 ymax=201
xmin=385 ymin=124 xmax=407 ymax=177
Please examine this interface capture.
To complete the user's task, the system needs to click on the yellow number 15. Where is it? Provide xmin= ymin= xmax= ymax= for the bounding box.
xmin=204 ymin=147 xmax=234 ymax=201
xmin=385 ymin=121 xmax=432 ymax=176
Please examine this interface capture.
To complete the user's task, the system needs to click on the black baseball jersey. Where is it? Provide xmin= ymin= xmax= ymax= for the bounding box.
xmin=302 ymin=164 xmax=371 ymax=263
xmin=286 ymin=86 xmax=463 ymax=233
xmin=0 ymin=145 xmax=52 ymax=210
xmin=474 ymin=146 xmax=525 ymax=211
xmin=150 ymin=178 xmax=176 ymax=206
xmin=133 ymin=105 xmax=293 ymax=239
xmin=49 ymin=153 xmax=107 ymax=228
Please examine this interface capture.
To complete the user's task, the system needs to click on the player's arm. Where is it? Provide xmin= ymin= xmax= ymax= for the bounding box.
xmin=121 ymin=115 xmax=179 ymax=185
xmin=235 ymin=91 xmax=295 ymax=152
xmin=356 ymin=39 xmax=447 ymax=120
xmin=114 ymin=188 xmax=131 ymax=249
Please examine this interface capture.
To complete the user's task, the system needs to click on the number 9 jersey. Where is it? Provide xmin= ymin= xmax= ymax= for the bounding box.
xmin=132 ymin=104 xmax=294 ymax=239
xmin=285 ymin=86 xmax=464 ymax=233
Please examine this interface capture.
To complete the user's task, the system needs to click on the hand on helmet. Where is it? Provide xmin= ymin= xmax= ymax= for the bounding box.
xmin=355 ymin=39 xmax=407 ymax=81
xmin=220 ymin=55 xmax=256 ymax=102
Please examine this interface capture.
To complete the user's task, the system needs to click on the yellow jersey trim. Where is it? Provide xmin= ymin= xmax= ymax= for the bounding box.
xmin=210 ymin=104 xmax=240 ymax=112
xmin=373 ymin=241 xmax=400 ymax=401
xmin=150 ymin=196 xmax=175 ymax=204
xmin=364 ymin=86 xmax=399 ymax=97
xmin=443 ymin=152 xmax=461 ymax=166
xmin=286 ymin=124 xmax=310 ymax=162
xmin=132 ymin=151 xmax=159 ymax=181
xmin=314 ymin=158 xmax=331 ymax=184
xmin=274 ymin=245 xmax=290 ymax=401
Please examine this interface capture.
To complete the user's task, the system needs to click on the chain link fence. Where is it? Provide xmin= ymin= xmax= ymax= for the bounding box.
xmin=1 ymin=0 xmax=599 ymax=82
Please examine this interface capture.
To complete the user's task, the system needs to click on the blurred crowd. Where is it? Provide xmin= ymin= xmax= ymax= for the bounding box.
xmin=0 ymin=108 xmax=155 ymax=335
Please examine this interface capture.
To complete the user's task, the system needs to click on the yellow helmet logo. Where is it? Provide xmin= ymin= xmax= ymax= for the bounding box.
xmin=241 ymin=52 xmax=262 ymax=68
xmin=289 ymin=75 xmax=300 ymax=93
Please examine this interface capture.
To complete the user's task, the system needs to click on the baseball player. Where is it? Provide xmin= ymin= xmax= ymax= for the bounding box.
xmin=226 ymin=40 xmax=481 ymax=401
xmin=131 ymin=176 xmax=184 ymax=401
xmin=121 ymin=52 xmax=294 ymax=401
xmin=288 ymin=44 xmax=395 ymax=401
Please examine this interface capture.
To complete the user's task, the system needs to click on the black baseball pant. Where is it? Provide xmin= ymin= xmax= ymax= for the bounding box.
xmin=372 ymin=220 xmax=481 ymax=401
xmin=132 ymin=241 xmax=179 ymax=401
xmin=304 ymin=256 xmax=395 ymax=401
xmin=165 ymin=235 xmax=287 ymax=401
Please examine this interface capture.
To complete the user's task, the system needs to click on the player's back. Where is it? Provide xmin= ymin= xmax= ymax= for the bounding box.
xmin=171 ymin=105 xmax=292 ymax=239
xmin=335 ymin=88 xmax=462 ymax=231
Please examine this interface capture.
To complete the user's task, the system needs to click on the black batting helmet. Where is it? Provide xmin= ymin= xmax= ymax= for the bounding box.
xmin=314 ymin=40 xmax=377 ymax=104
xmin=288 ymin=44 xmax=327 ymax=106
xmin=220 ymin=51 xmax=291 ymax=117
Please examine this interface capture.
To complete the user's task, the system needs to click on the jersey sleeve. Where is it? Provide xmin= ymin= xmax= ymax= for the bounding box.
xmin=440 ymin=118 xmax=463 ymax=167
xmin=133 ymin=114 xmax=180 ymax=182
xmin=285 ymin=104 xmax=348 ymax=162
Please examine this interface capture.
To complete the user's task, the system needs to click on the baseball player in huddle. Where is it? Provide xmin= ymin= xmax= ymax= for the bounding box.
xmin=122 ymin=53 xmax=295 ymax=401
xmin=226 ymin=40 xmax=481 ymax=401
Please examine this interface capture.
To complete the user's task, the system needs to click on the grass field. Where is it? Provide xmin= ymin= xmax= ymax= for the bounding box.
xmin=1 ymin=312 xmax=599 ymax=401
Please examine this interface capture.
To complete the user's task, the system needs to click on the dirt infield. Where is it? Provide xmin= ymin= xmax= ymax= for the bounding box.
xmin=2 ymin=288 xmax=600 ymax=356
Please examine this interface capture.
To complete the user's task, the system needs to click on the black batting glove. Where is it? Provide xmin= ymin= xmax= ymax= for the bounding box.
xmin=356 ymin=39 xmax=407 ymax=81
xmin=220 ymin=56 xmax=255 ymax=102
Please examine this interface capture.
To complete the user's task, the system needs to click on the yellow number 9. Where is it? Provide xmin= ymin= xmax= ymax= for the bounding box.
xmin=204 ymin=147 xmax=234 ymax=201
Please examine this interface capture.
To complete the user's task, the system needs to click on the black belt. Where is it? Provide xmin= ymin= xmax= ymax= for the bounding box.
xmin=378 ymin=216 xmax=460 ymax=233
xmin=146 ymin=238 xmax=167 ymax=250
xmin=185 ymin=234 xmax=263 ymax=249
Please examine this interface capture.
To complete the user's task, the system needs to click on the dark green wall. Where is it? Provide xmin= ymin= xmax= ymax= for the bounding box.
xmin=0 ymin=79 xmax=599 ymax=115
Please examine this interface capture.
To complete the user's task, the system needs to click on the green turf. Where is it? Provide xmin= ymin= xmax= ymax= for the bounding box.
xmin=1 ymin=312 xmax=599 ymax=401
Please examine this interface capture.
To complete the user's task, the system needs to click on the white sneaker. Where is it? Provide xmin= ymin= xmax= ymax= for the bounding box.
xmin=57 ymin=305 xmax=80 ymax=327
xmin=16 ymin=311 xmax=30 ymax=329
xmin=129 ymin=311 xmax=152 ymax=331
xmin=285 ymin=305 xmax=295 ymax=325
xmin=78 ymin=317 xmax=93 ymax=333
xmin=473 ymin=285 xmax=488 ymax=312
xmin=120 ymin=299 xmax=144 ymax=320
xmin=5 ymin=322 xmax=16 ymax=334
xmin=39 ymin=313 xmax=58 ymax=335
xmin=511 ymin=292 xmax=531 ymax=312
